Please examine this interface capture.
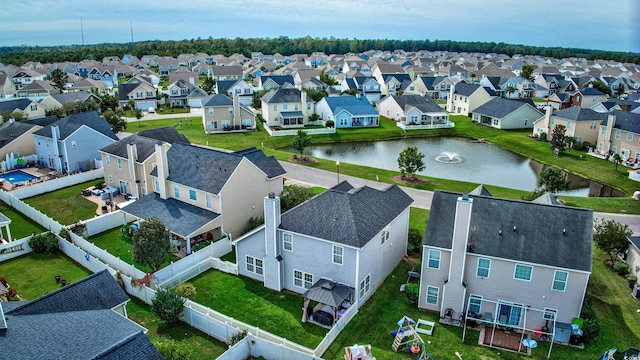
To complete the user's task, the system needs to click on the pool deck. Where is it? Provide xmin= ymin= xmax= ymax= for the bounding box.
xmin=0 ymin=167 xmax=63 ymax=191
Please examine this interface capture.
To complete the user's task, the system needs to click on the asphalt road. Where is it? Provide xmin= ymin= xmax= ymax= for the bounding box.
xmin=280 ymin=161 xmax=640 ymax=235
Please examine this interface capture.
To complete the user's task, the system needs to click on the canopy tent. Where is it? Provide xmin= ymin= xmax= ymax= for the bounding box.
xmin=302 ymin=278 xmax=354 ymax=325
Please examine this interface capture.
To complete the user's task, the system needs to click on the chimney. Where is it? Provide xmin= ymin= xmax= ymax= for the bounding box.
xmin=51 ymin=125 xmax=60 ymax=142
xmin=233 ymin=94 xmax=240 ymax=125
xmin=447 ymin=84 xmax=455 ymax=112
xmin=545 ymin=106 xmax=553 ymax=133
xmin=263 ymin=192 xmax=283 ymax=291
xmin=154 ymin=142 xmax=169 ymax=199
xmin=301 ymin=90 xmax=308 ymax=123
xmin=603 ymin=113 xmax=616 ymax=154
xmin=126 ymin=141 xmax=138 ymax=198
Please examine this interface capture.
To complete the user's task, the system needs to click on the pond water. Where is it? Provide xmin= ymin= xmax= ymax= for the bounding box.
xmin=287 ymin=137 xmax=623 ymax=197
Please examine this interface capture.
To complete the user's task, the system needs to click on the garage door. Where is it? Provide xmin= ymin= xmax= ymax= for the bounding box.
xmin=137 ymin=101 xmax=155 ymax=110
xmin=188 ymin=99 xmax=202 ymax=108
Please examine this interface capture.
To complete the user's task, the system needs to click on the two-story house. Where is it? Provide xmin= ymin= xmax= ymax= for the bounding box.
xmin=99 ymin=127 xmax=189 ymax=199
xmin=117 ymin=76 xmax=157 ymax=110
xmin=570 ymin=88 xmax=609 ymax=108
xmin=233 ymin=181 xmax=413 ymax=323
xmin=261 ymin=88 xmax=314 ymax=129
xmin=315 ymin=94 xmax=379 ymax=128
xmin=0 ymin=117 xmax=57 ymax=166
xmin=201 ymin=94 xmax=255 ymax=132
xmin=167 ymin=79 xmax=208 ymax=108
xmin=447 ymin=83 xmax=495 ymax=116
xmin=471 ymin=98 xmax=542 ymax=129
xmin=404 ymin=76 xmax=452 ymax=99
xmin=215 ymin=80 xmax=255 ymax=106
xmin=0 ymin=74 xmax=17 ymax=99
xmin=256 ymin=75 xmax=295 ymax=91
xmin=33 ymin=111 xmax=118 ymax=173
xmin=340 ymin=76 xmax=382 ymax=104
xmin=120 ymin=142 xmax=285 ymax=254
xmin=0 ymin=98 xmax=46 ymax=120
xmin=532 ymin=106 xmax=608 ymax=144
xmin=596 ymin=111 xmax=640 ymax=163
xmin=419 ymin=190 xmax=592 ymax=343
xmin=39 ymin=91 xmax=101 ymax=113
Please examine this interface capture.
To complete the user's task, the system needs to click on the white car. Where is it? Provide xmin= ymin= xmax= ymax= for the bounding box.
xmin=148 ymin=107 xmax=156 ymax=113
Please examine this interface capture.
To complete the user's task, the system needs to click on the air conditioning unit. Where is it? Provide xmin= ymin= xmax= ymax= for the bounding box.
xmin=633 ymin=284 xmax=640 ymax=299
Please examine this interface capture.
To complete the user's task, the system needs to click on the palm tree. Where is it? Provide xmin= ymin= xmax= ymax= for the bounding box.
xmin=505 ymin=85 xmax=517 ymax=98
xmin=612 ymin=153 xmax=622 ymax=173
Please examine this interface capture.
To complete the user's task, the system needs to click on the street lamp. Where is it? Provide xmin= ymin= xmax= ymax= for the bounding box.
xmin=336 ymin=161 xmax=340 ymax=184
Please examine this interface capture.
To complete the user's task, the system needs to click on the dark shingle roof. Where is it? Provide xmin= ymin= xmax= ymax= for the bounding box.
xmin=150 ymin=143 xmax=285 ymax=194
xmin=121 ymin=193 xmax=221 ymax=238
xmin=472 ymin=97 xmax=541 ymax=119
xmin=137 ymin=127 xmax=190 ymax=144
xmin=629 ymin=236 xmax=640 ymax=251
xmin=0 ymin=98 xmax=33 ymax=112
xmin=100 ymin=127 xmax=188 ymax=161
xmin=260 ymin=75 xmax=294 ymax=86
xmin=454 ymin=82 xmax=481 ymax=96
xmin=469 ymin=184 xmax=492 ymax=196
xmin=577 ymin=87 xmax=607 ymax=96
xmin=602 ymin=110 xmax=640 ymax=134
xmin=424 ymin=191 xmax=593 ymax=272
xmin=532 ymin=192 xmax=564 ymax=206
xmin=0 ymin=120 xmax=38 ymax=149
xmin=388 ymin=94 xmax=444 ymax=113
xmin=117 ymin=83 xmax=139 ymax=101
xmin=280 ymin=182 xmax=413 ymax=248
xmin=33 ymin=111 xmax=118 ymax=141
xmin=202 ymin=93 xmax=233 ymax=107
xmin=215 ymin=80 xmax=236 ymax=94
xmin=552 ymin=107 xmax=608 ymax=122
xmin=93 ymin=331 xmax=163 ymax=360
xmin=47 ymin=91 xmax=95 ymax=105
xmin=261 ymin=88 xmax=303 ymax=104
xmin=26 ymin=115 xmax=59 ymax=127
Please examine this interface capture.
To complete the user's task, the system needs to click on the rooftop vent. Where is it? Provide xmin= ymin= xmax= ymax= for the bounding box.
xmin=562 ymin=228 xmax=567 ymax=235
xmin=513 ymin=226 xmax=517 ymax=232
xmin=498 ymin=230 xmax=502 ymax=236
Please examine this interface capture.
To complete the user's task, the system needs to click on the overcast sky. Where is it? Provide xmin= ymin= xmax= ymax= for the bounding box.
xmin=1 ymin=0 xmax=638 ymax=53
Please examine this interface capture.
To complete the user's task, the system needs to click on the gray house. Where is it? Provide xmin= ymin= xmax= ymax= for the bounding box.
xmin=419 ymin=190 xmax=592 ymax=342
xmin=33 ymin=111 xmax=118 ymax=173
xmin=471 ymin=98 xmax=542 ymax=129
xmin=233 ymin=181 xmax=413 ymax=325
xmin=0 ymin=270 xmax=162 ymax=360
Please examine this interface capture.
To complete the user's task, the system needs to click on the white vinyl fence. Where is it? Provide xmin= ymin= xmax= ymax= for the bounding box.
xmin=69 ymin=232 xmax=145 ymax=279
xmin=10 ymin=168 xmax=104 ymax=200
xmin=0 ymin=190 xmax=63 ymax=232
xmin=83 ymin=210 xmax=137 ymax=237
xmin=262 ymin=124 xmax=335 ymax=137
xmin=0 ymin=237 xmax=32 ymax=263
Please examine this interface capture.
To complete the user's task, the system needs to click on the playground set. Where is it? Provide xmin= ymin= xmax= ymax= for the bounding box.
xmin=391 ymin=316 xmax=435 ymax=360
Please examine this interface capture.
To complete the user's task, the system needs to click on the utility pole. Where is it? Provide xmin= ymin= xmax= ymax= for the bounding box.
xmin=130 ymin=20 xmax=134 ymax=43
xmin=80 ymin=17 xmax=85 ymax=45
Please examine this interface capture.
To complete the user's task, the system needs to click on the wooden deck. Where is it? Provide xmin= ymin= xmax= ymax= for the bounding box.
xmin=479 ymin=326 xmax=531 ymax=355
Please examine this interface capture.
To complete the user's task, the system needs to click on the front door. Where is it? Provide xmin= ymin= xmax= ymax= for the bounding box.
xmin=119 ymin=180 xmax=127 ymax=195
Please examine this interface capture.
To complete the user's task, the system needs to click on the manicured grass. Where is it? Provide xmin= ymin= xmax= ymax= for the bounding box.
xmin=0 ymin=252 xmax=91 ymax=299
xmin=190 ymin=269 xmax=328 ymax=349
xmin=156 ymin=105 xmax=191 ymax=114
xmin=23 ymin=180 xmax=98 ymax=225
xmin=88 ymin=226 xmax=179 ymax=273
xmin=0 ymin=201 xmax=46 ymax=239
xmin=409 ymin=207 xmax=430 ymax=238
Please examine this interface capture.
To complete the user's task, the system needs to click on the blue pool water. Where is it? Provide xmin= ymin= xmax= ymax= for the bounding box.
xmin=0 ymin=170 xmax=37 ymax=184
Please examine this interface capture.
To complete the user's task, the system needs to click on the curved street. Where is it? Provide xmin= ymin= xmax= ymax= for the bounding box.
xmin=280 ymin=161 xmax=640 ymax=235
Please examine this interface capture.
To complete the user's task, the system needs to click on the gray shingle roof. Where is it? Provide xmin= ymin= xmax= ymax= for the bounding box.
xmin=260 ymin=75 xmax=294 ymax=86
xmin=424 ymin=191 xmax=593 ymax=272
xmin=201 ymin=93 xmax=233 ymax=107
xmin=0 ymin=120 xmax=38 ymax=149
xmin=121 ymin=192 xmax=221 ymax=238
xmin=322 ymin=95 xmax=377 ymax=116
xmin=48 ymin=91 xmax=95 ymax=105
xmin=577 ymin=87 xmax=607 ymax=96
xmin=601 ymin=110 xmax=640 ymax=134
xmin=117 ymin=83 xmax=140 ymax=101
xmin=302 ymin=278 xmax=353 ymax=308
xmin=454 ymin=82 xmax=481 ymax=96
xmin=261 ymin=88 xmax=303 ymax=104
xmin=472 ymin=97 xmax=541 ymax=119
xmin=280 ymin=181 xmax=413 ymax=248
xmin=0 ymin=98 xmax=33 ymax=112
xmin=150 ymin=143 xmax=285 ymax=194
xmin=33 ymin=111 xmax=118 ymax=141
xmin=532 ymin=192 xmax=564 ymax=206
xmin=137 ymin=127 xmax=190 ymax=144
xmin=629 ymin=236 xmax=640 ymax=252
xmin=388 ymin=94 xmax=443 ymax=114
xmin=552 ymin=107 xmax=608 ymax=122
xmin=100 ymin=127 xmax=188 ymax=161
xmin=469 ymin=184 xmax=492 ymax=196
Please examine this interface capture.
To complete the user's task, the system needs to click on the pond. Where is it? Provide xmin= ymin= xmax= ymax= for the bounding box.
xmin=287 ymin=137 xmax=623 ymax=197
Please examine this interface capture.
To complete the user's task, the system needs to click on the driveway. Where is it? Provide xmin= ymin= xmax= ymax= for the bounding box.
xmin=125 ymin=108 xmax=201 ymax=122
xmin=280 ymin=161 xmax=640 ymax=235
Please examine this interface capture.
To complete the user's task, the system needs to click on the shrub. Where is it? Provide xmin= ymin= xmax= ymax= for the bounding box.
xmin=625 ymin=274 xmax=638 ymax=288
xmin=28 ymin=232 xmax=59 ymax=254
xmin=572 ymin=142 xmax=584 ymax=150
xmin=581 ymin=294 xmax=596 ymax=321
xmin=151 ymin=288 xmax=185 ymax=324
xmin=407 ymin=228 xmax=422 ymax=254
xmin=154 ymin=340 xmax=194 ymax=360
xmin=192 ymin=240 xmax=212 ymax=252
xmin=242 ymin=216 xmax=264 ymax=235
xmin=404 ymin=283 xmax=420 ymax=304
xmin=582 ymin=141 xmax=591 ymax=149
xmin=229 ymin=330 xmax=248 ymax=345
xmin=537 ymin=132 xmax=547 ymax=141
xmin=58 ymin=228 xmax=71 ymax=242
xmin=175 ymin=282 xmax=196 ymax=300
xmin=120 ymin=224 xmax=135 ymax=243
xmin=613 ymin=261 xmax=630 ymax=275
xmin=325 ymin=120 xmax=335 ymax=128
xmin=69 ymin=222 xmax=87 ymax=237
xmin=581 ymin=318 xmax=600 ymax=345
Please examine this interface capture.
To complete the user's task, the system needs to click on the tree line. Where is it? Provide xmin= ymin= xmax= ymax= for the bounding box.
xmin=1 ymin=37 xmax=638 ymax=65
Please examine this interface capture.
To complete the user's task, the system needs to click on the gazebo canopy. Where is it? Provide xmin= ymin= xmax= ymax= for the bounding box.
xmin=302 ymin=278 xmax=353 ymax=308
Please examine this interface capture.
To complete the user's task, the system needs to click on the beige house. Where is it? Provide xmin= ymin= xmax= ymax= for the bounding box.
xmin=0 ymin=98 xmax=46 ymax=120
xmin=117 ymin=76 xmax=157 ymax=110
xmin=99 ymin=127 xmax=190 ymax=200
xmin=596 ymin=111 xmax=640 ymax=164
xmin=0 ymin=118 xmax=54 ymax=168
xmin=532 ymin=106 xmax=608 ymax=144
xmin=570 ymin=88 xmax=609 ymax=108
xmin=201 ymin=94 xmax=255 ymax=133
xmin=120 ymin=142 xmax=285 ymax=254
xmin=447 ymin=82 xmax=495 ymax=116
xmin=261 ymin=88 xmax=314 ymax=128
xmin=0 ymin=74 xmax=17 ymax=99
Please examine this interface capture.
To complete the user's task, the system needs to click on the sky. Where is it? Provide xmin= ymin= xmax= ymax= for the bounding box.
xmin=1 ymin=0 xmax=638 ymax=54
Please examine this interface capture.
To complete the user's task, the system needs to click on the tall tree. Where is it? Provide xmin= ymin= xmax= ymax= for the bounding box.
xmin=291 ymin=129 xmax=311 ymax=158
xmin=151 ymin=288 xmax=185 ymax=324
xmin=520 ymin=64 xmax=535 ymax=81
xmin=103 ymin=109 xmax=127 ymax=133
xmin=550 ymin=124 xmax=566 ymax=156
xmin=397 ymin=146 xmax=425 ymax=180
xmin=49 ymin=68 xmax=68 ymax=92
xmin=614 ymin=83 xmax=625 ymax=98
xmin=131 ymin=216 xmax=171 ymax=272
xmin=320 ymin=71 xmax=338 ymax=86
xmin=586 ymin=80 xmax=610 ymax=95
xmin=538 ymin=167 xmax=567 ymax=193
xmin=593 ymin=219 xmax=632 ymax=264
xmin=505 ymin=85 xmax=517 ymax=98
xmin=201 ymin=77 xmax=216 ymax=94
xmin=612 ymin=153 xmax=622 ymax=173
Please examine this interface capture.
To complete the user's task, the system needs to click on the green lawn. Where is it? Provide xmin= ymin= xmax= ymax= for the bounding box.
xmin=23 ymin=180 xmax=98 ymax=225
xmin=190 ymin=269 xmax=328 ymax=349
xmin=88 ymin=226 xmax=179 ymax=273
xmin=409 ymin=207 xmax=429 ymax=238
xmin=0 ymin=201 xmax=46 ymax=239
xmin=0 ymin=253 xmax=227 ymax=358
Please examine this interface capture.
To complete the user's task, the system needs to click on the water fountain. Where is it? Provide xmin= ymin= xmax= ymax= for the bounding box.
xmin=435 ymin=151 xmax=464 ymax=164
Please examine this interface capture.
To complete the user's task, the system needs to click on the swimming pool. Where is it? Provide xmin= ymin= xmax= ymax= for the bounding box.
xmin=0 ymin=170 xmax=38 ymax=184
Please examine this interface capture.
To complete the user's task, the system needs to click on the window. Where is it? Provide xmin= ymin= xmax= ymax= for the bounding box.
xmin=273 ymin=105 xmax=277 ymax=111
xmin=627 ymin=133 xmax=633 ymax=141
xmin=332 ymin=245 xmax=343 ymax=265
xmin=136 ymin=91 xmax=142 ymax=98
xmin=612 ymin=146 xmax=617 ymax=153
xmin=359 ymin=274 xmax=371 ymax=299
xmin=228 ymin=107 xmax=233 ymax=114
xmin=551 ymin=118 xmax=555 ymax=125
xmin=380 ymin=229 xmax=389 ymax=244
xmin=205 ymin=194 xmax=212 ymax=209
xmin=615 ymin=130 xmax=620 ymax=139
xmin=514 ymin=264 xmax=533 ymax=281
xmin=282 ymin=104 xmax=288 ymax=110
xmin=141 ymin=187 xmax=147 ymax=196
xmin=600 ymin=127 xmax=606 ymax=134
xmin=307 ymin=104 xmax=311 ymax=110
xmin=108 ymin=175 xmax=113 ymax=183
xmin=426 ymin=286 xmax=439 ymax=305
xmin=208 ymin=108 xmax=214 ymax=115
xmin=543 ymin=308 xmax=557 ymax=321
xmin=294 ymin=270 xmax=313 ymax=289
xmin=476 ymin=258 xmax=490 ymax=278
xmin=566 ymin=121 xmax=571 ymax=129
xmin=153 ymin=178 xmax=159 ymax=192
xmin=117 ymin=158 xmax=122 ymax=170
xmin=590 ymin=122 xmax=596 ymax=130
xmin=468 ymin=294 xmax=482 ymax=314
xmin=283 ymin=233 xmax=293 ymax=251
xmin=147 ymin=91 xmax=152 ymax=97
xmin=246 ymin=256 xmax=263 ymax=275
xmin=294 ymin=104 xmax=299 ymax=110
xmin=428 ymin=249 xmax=441 ymax=269
xmin=189 ymin=189 xmax=196 ymax=201
xmin=173 ymin=184 xmax=180 ymax=198
xmin=106 ymin=156 xmax=111 ymax=166
xmin=31 ymin=104 xmax=37 ymax=111
xmin=552 ymin=270 xmax=568 ymax=291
